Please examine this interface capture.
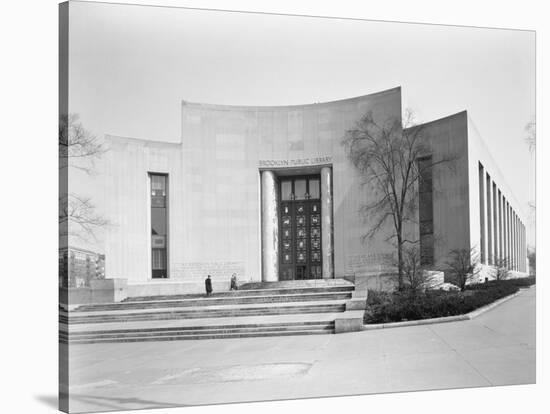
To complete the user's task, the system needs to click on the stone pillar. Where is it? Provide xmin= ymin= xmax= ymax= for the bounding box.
xmin=517 ymin=215 xmax=520 ymax=271
xmin=512 ymin=211 xmax=517 ymax=270
xmin=494 ymin=187 xmax=500 ymax=263
xmin=492 ymin=174 xmax=495 ymax=265
xmin=261 ymin=170 xmax=279 ymax=282
xmin=506 ymin=202 xmax=512 ymax=270
xmin=518 ymin=216 xmax=522 ymax=272
xmin=508 ymin=205 xmax=514 ymax=270
xmin=321 ymin=166 xmax=334 ymax=279
xmin=515 ymin=213 xmax=519 ymax=271
xmin=523 ymin=223 xmax=527 ymax=272
xmin=502 ymin=197 xmax=507 ymax=268
xmin=520 ymin=221 xmax=524 ymax=272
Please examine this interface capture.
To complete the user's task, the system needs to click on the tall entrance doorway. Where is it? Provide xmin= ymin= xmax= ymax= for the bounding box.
xmin=279 ymin=175 xmax=323 ymax=280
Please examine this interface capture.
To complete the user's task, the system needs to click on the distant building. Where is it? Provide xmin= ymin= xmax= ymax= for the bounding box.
xmin=92 ymin=87 xmax=527 ymax=295
xmin=59 ymin=247 xmax=105 ymax=288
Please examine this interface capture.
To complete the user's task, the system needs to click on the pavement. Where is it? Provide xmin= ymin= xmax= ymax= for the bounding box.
xmin=64 ymin=286 xmax=536 ymax=413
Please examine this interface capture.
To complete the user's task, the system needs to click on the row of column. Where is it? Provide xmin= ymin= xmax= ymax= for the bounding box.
xmin=260 ymin=167 xmax=334 ymax=282
xmin=479 ymin=163 xmax=526 ymax=272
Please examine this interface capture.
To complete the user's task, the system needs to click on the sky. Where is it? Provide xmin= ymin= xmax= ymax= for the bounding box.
xmin=68 ymin=0 xmax=536 ymax=245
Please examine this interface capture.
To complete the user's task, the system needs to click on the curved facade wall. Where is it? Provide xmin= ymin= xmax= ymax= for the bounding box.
xmin=104 ymin=87 xmax=402 ymax=287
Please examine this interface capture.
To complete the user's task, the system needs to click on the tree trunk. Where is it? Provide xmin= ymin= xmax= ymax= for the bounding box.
xmin=397 ymin=233 xmax=404 ymax=290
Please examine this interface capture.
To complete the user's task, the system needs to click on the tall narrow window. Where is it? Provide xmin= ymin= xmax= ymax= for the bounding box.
xmin=281 ymin=180 xmax=293 ymax=201
xmin=418 ymin=156 xmax=434 ymax=266
xmin=479 ymin=163 xmax=486 ymax=264
xmin=294 ymin=179 xmax=307 ymax=200
xmin=308 ymin=178 xmax=320 ymax=199
xmin=486 ymin=173 xmax=492 ymax=265
xmin=150 ymin=174 xmax=168 ymax=278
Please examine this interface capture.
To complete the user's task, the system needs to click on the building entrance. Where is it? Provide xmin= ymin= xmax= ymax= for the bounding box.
xmin=279 ymin=175 xmax=323 ymax=280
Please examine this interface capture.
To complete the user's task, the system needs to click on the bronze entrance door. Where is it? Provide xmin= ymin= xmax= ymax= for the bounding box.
xmin=279 ymin=176 xmax=323 ymax=280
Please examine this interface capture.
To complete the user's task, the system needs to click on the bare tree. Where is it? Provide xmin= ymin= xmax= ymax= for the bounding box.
xmin=59 ymin=193 xmax=109 ymax=241
xmin=342 ymin=109 xmax=454 ymax=290
xmin=527 ymin=247 xmax=536 ymax=277
xmin=400 ymin=246 xmax=438 ymax=295
xmin=59 ymin=113 xmax=105 ymax=174
xmin=493 ymin=257 xmax=511 ymax=281
xmin=444 ymin=248 xmax=480 ymax=291
xmin=59 ymin=113 xmax=108 ymax=241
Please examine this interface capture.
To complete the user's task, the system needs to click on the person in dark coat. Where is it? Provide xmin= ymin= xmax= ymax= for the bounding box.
xmin=230 ymin=273 xmax=238 ymax=291
xmin=205 ymin=275 xmax=213 ymax=296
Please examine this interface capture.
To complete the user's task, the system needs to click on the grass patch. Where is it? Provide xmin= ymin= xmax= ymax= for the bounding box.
xmin=364 ymin=277 xmax=535 ymax=324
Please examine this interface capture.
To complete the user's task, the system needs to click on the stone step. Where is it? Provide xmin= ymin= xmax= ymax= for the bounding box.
xmin=61 ymin=303 xmax=345 ymax=325
xmin=64 ymin=311 xmax=339 ymax=333
xmin=74 ymin=291 xmax=352 ymax=313
xmin=60 ymin=322 xmax=334 ymax=344
xmin=63 ymin=319 xmax=333 ymax=334
xmin=62 ymin=321 xmax=333 ymax=338
xmin=61 ymin=330 xmax=333 ymax=344
xmin=124 ymin=285 xmax=354 ymax=302
xmin=64 ymin=299 xmax=348 ymax=317
xmin=238 ymin=279 xmax=352 ymax=290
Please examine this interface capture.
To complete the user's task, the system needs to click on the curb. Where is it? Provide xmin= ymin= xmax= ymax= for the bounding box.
xmin=362 ymin=286 xmax=531 ymax=331
xmin=363 ymin=314 xmax=468 ymax=330
xmin=465 ymin=290 xmax=523 ymax=319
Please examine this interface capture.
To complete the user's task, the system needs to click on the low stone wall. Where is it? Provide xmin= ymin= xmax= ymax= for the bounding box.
xmin=59 ymin=287 xmax=92 ymax=307
xmin=335 ymin=311 xmax=365 ymax=333
xmin=90 ymin=279 xmax=128 ymax=303
xmin=60 ymin=278 xmax=254 ymax=306
xmin=60 ymin=279 xmax=127 ymax=306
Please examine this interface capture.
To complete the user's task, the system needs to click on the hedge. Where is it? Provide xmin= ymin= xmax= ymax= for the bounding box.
xmin=364 ymin=277 xmax=535 ymax=324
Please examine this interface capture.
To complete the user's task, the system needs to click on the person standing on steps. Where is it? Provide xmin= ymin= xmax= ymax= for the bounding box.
xmin=230 ymin=273 xmax=238 ymax=291
xmin=205 ymin=274 xmax=213 ymax=297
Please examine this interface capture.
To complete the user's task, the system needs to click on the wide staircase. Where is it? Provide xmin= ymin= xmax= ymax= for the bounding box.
xmin=60 ymin=279 xmax=356 ymax=344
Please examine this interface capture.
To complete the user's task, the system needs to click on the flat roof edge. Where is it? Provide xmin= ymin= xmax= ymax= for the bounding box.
xmin=405 ymin=110 xmax=468 ymax=131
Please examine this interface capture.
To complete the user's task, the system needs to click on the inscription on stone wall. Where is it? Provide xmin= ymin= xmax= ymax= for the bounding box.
xmin=172 ymin=261 xmax=246 ymax=280
xmin=259 ymin=156 xmax=332 ymax=168
xmin=344 ymin=253 xmax=393 ymax=275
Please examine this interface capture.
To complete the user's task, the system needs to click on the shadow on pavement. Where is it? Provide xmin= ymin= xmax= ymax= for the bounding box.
xmin=68 ymin=393 xmax=185 ymax=413
xmin=34 ymin=394 xmax=58 ymax=409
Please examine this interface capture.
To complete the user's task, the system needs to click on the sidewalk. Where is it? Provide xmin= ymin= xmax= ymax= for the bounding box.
xmin=65 ymin=286 xmax=536 ymax=413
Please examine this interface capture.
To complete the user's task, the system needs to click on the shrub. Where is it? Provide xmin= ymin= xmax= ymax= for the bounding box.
xmin=498 ymin=276 xmax=535 ymax=288
xmin=366 ymin=289 xmax=392 ymax=306
xmin=466 ymin=277 xmax=536 ymax=291
xmin=364 ymin=277 xmax=532 ymax=324
xmin=443 ymin=248 xmax=480 ymax=291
